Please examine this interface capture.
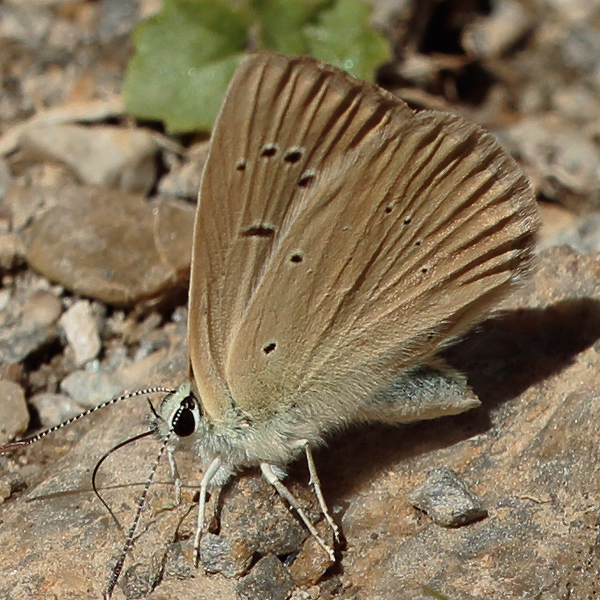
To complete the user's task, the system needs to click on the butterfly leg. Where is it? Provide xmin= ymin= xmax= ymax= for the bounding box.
xmin=260 ymin=463 xmax=335 ymax=562
xmin=167 ymin=445 xmax=182 ymax=506
xmin=303 ymin=441 xmax=340 ymax=543
xmin=194 ymin=456 xmax=221 ymax=567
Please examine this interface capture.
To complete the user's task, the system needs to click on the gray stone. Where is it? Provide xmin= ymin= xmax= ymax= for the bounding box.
xmin=60 ymin=369 xmax=124 ymax=409
xmin=236 ymin=554 xmax=294 ymax=600
xmin=462 ymin=0 xmax=532 ymax=58
xmin=59 ymin=300 xmax=101 ymax=366
xmin=408 ymin=466 xmax=488 ymax=527
xmin=29 ymin=392 xmax=81 ymax=429
xmin=200 ymin=532 xmax=255 ymax=578
xmin=158 ymin=142 xmax=209 ymax=200
xmin=20 ymin=125 xmax=160 ymax=194
xmin=0 ymin=274 xmax=61 ymax=364
xmin=0 ymin=380 xmax=28 ymax=446
xmin=0 ymin=472 xmax=26 ymax=503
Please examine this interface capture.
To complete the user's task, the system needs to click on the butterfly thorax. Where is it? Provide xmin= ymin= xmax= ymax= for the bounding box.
xmin=157 ymin=382 xmax=318 ymax=485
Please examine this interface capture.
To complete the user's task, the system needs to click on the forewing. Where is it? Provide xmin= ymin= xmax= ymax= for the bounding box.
xmin=189 ymin=52 xmax=539 ymax=425
xmin=188 ymin=52 xmax=414 ymax=421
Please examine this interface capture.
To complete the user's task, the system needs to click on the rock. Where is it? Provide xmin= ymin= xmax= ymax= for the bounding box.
xmin=0 ymin=4 xmax=51 ymax=47
xmin=26 ymin=187 xmax=195 ymax=306
xmin=60 ymin=369 xmax=125 ymax=409
xmin=158 ymin=141 xmax=209 ymax=200
xmin=540 ymin=209 xmax=600 ymax=254
xmin=0 ymin=472 xmax=26 ymax=504
xmin=0 ymin=273 xmax=61 ymax=364
xmin=288 ymin=523 xmax=335 ymax=587
xmin=3 ymin=246 xmax=600 ymax=598
xmin=59 ymin=300 xmax=101 ymax=366
xmin=0 ymin=380 xmax=29 ymax=446
xmin=29 ymin=392 xmax=81 ymax=428
xmin=200 ymin=533 xmax=255 ymax=578
xmin=20 ymin=124 xmax=159 ymax=194
xmin=336 ymin=246 xmax=600 ymax=599
xmin=0 ymin=232 xmax=26 ymax=269
xmin=408 ymin=466 xmax=487 ymax=527
xmin=236 ymin=554 xmax=295 ymax=600
xmin=462 ymin=0 xmax=532 ymax=58
xmin=500 ymin=115 xmax=600 ymax=210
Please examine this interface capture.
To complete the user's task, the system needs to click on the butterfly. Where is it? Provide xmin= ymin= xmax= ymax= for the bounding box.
xmin=1 ymin=52 xmax=539 ymax=598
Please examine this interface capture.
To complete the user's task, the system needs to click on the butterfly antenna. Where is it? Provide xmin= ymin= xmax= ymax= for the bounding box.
xmin=103 ymin=433 xmax=172 ymax=600
xmin=92 ymin=428 xmax=157 ymax=531
xmin=0 ymin=387 xmax=175 ymax=454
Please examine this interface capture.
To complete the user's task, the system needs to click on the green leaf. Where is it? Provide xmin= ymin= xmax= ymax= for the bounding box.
xmin=304 ymin=0 xmax=390 ymax=81
xmin=123 ymin=0 xmax=392 ymax=132
xmin=123 ymin=0 xmax=248 ymax=133
xmin=249 ymin=0 xmax=327 ymax=55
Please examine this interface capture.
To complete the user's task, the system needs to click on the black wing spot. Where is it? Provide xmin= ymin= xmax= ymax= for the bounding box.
xmin=290 ymin=252 xmax=304 ymax=263
xmin=403 ymin=216 xmax=412 ymax=224
xmin=236 ymin=159 xmax=247 ymax=171
xmin=284 ymin=148 xmax=304 ymax=163
xmin=298 ymin=170 xmax=316 ymax=188
xmin=263 ymin=342 xmax=277 ymax=355
xmin=242 ymin=224 xmax=276 ymax=238
xmin=384 ymin=205 xmax=393 ymax=214
xmin=415 ymin=238 xmax=422 ymax=247
xmin=260 ymin=144 xmax=278 ymax=158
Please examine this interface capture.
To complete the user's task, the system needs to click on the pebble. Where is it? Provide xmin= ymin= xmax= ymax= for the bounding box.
xmin=0 ymin=232 xmax=25 ymax=270
xmin=28 ymin=392 xmax=81 ymax=428
xmin=552 ymin=85 xmax=600 ymax=122
xmin=540 ymin=210 xmax=600 ymax=254
xmin=236 ymin=554 xmax=294 ymax=600
xmin=559 ymin=23 xmax=600 ymax=74
xmin=501 ymin=116 xmax=600 ymax=207
xmin=200 ymin=533 xmax=255 ymax=578
xmin=20 ymin=125 xmax=159 ymax=194
xmin=3 ymin=184 xmax=48 ymax=232
xmin=408 ymin=466 xmax=488 ymax=527
xmin=0 ymin=275 xmax=61 ymax=364
xmin=21 ymin=290 xmax=62 ymax=329
xmin=288 ymin=524 xmax=335 ymax=587
xmin=0 ymin=380 xmax=29 ymax=446
xmin=462 ymin=0 xmax=532 ymax=58
xmin=26 ymin=187 xmax=195 ymax=306
xmin=0 ymin=472 xmax=26 ymax=503
xmin=158 ymin=141 xmax=209 ymax=200
xmin=60 ymin=369 xmax=124 ymax=409
xmin=58 ymin=300 xmax=101 ymax=366
xmin=0 ymin=4 xmax=51 ymax=47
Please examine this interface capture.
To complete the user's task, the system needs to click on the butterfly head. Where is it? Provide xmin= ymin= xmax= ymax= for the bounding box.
xmin=156 ymin=382 xmax=203 ymax=443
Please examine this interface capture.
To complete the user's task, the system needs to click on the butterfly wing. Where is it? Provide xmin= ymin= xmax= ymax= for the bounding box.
xmin=188 ymin=52 xmax=539 ymax=432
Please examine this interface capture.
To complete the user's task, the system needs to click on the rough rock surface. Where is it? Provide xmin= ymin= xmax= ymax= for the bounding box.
xmin=1 ymin=247 xmax=599 ymax=599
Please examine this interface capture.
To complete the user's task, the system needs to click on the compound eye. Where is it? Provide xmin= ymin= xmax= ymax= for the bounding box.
xmin=172 ymin=402 xmax=196 ymax=437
